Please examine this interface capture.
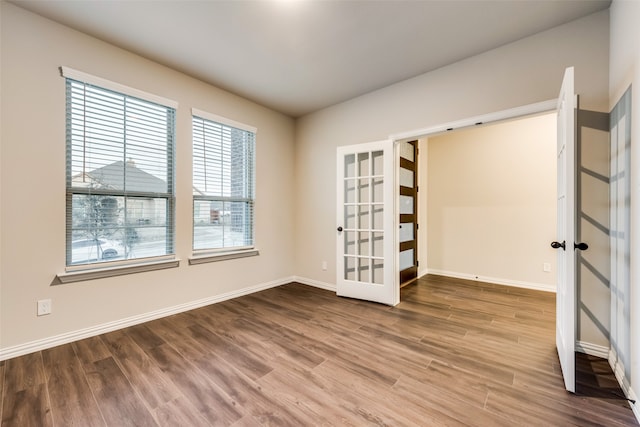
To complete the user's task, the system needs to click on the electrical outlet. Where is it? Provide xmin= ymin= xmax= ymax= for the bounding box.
xmin=37 ymin=299 xmax=52 ymax=316
xmin=543 ymin=262 xmax=551 ymax=273
xmin=322 ymin=261 xmax=328 ymax=271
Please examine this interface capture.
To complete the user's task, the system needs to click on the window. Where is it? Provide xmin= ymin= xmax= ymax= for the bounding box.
xmin=192 ymin=110 xmax=255 ymax=252
xmin=64 ymin=68 xmax=176 ymax=267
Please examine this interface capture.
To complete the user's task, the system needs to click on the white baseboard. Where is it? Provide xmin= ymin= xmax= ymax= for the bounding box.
xmin=608 ymin=348 xmax=639 ymax=424
xmin=628 ymin=387 xmax=640 ymax=424
xmin=292 ymin=276 xmax=337 ymax=292
xmin=426 ymin=269 xmax=556 ymax=293
xmin=0 ymin=276 xmax=294 ymax=361
xmin=575 ymin=341 xmax=609 ymax=359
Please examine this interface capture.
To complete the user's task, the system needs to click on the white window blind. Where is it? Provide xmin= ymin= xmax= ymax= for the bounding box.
xmin=65 ymin=76 xmax=176 ymax=267
xmin=192 ymin=114 xmax=255 ymax=251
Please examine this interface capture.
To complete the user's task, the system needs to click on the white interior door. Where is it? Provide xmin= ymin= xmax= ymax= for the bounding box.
xmin=554 ymin=66 xmax=576 ymax=393
xmin=336 ymin=140 xmax=398 ymax=306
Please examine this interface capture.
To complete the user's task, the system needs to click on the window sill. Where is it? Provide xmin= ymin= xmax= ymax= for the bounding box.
xmin=53 ymin=258 xmax=180 ymax=285
xmin=189 ymin=249 xmax=259 ymax=265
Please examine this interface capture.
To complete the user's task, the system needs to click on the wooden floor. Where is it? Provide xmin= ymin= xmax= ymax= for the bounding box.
xmin=1 ymin=275 xmax=637 ymax=426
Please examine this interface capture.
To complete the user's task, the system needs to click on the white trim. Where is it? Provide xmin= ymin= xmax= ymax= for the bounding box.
xmin=608 ymin=348 xmax=632 ymax=397
xmin=189 ymin=249 xmax=259 ymax=265
xmin=293 ymin=276 xmax=337 ymax=292
xmin=191 ymin=108 xmax=257 ymax=134
xmin=60 ymin=66 xmax=178 ymax=108
xmin=629 ymin=388 xmax=640 ymax=424
xmin=608 ymin=348 xmax=639 ymax=424
xmin=56 ymin=258 xmax=180 ymax=284
xmin=575 ymin=341 xmax=609 ymax=359
xmin=0 ymin=276 xmax=293 ymax=361
xmin=427 ymin=269 xmax=556 ymax=293
xmin=390 ymin=98 xmax=557 ymax=141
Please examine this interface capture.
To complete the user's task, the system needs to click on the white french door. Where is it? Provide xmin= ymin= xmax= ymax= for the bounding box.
xmin=336 ymin=140 xmax=398 ymax=306
xmin=553 ymin=66 xmax=577 ymax=393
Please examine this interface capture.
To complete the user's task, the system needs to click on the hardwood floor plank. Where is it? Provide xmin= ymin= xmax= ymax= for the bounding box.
xmin=144 ymin=315 xmax=195 ymax=346
xmin=192 ymin=355 xmax=308 ymax=426
xmin=257 ymin=359 xmax=366 ymax=426
xmin=146 ymin=343 xmax=244 ymax=424
xmin=419 ymin=359 xmax=491 ymax=408
xmin=83 ymin=356 xmax=159 ymax=426
xmin=41 ymin=345 xmax=105 ymax=426
xmin=312 ymin=359 xmax=458 ymax=426
xmin=153 ymin=397 xmax=212 ymax=427
xmin=1 ymin=276 xmax=637 ymax=426
xmin=124 ymin=324 xmax=166 ymax=351
xmin=2 ymin=352 xmax=46 ymax=392
xmin=327 ymin=325 xmax=432 ymax=378
xmin=1 ymin=353 xmax=53 ymax=427
xmin=485 ymin=385 xmax=607 ymax=426
xmin=392 ymin=374 xmax=514 ymax=427
xmin=229 ymin=415 xmax=265 ymax=427
xmin=187 ymin=323 xmax=275 ymax=379
xmin=72 ymin=336 xmax=112 ymax=366
xmin=1 ymin=384 xmax=53 ymax=427
xmin=0 ymin=361 xmax=4 ymax=423
xmin=100 ymin=330 xmax=181 ymax=410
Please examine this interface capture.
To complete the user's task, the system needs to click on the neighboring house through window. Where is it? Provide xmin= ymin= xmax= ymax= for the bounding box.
xmin=192 ymin=109 xmax=256 ymax=252
xmin=63 ymin=67 xmax=176 ymax=267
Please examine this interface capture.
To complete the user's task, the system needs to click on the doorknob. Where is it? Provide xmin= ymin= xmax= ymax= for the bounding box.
xmin=551 ymin=241 xmax=566 ymax=250
xmin=574 ymin=242 xmax=588 ymax=251
xmin=337 ymin=226 xmax=343 ymax=232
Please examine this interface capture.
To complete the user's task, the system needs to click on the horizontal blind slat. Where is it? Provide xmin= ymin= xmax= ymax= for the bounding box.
xmin=192 ymin=114 xmax=255 ymax=250
xmin=66 ymin=76 xmax=176 ymax=267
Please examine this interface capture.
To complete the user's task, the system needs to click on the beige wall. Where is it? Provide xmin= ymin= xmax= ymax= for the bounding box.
xmin=295 ymin=10 xmax=609 ymax=288
xmin=609 ymin=0 xmax=640 ymax=409
xmin=0 ymin=4 xmax=296 ymax=351
xmin=425 ymin=113 xmax=557 ymax=290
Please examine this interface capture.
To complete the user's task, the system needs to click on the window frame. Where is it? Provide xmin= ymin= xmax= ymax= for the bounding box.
xmin=61 ymin=67 xmax=178 ymax=273
xmin=191 ymin=108 xmax=257 ymax=257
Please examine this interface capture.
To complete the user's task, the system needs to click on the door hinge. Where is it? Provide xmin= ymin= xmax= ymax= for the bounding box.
xmin=416 ymin=186 xmax=419 ymax=192
xmin=416 ymin=224 xmax=419 ymax=230
xmin=416 ymin=261 xmax=419 ymax=267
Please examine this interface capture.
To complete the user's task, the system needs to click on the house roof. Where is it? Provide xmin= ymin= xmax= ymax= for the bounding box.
xmin=81 ymin=161 xmax=168 ymax=194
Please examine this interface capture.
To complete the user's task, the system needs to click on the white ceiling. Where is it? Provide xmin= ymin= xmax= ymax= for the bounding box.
xmin=12 ymin=0 xmax=611 ymax=117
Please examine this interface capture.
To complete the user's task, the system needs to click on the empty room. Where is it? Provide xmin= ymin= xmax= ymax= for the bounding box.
xmin=1 ymin=0 xmax=640 ymax=425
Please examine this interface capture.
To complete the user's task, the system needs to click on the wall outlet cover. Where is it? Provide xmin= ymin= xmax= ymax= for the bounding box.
xmin=37 ymin=299 xmax=52 ymax=316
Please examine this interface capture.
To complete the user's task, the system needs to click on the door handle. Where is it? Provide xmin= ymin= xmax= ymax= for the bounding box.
xmin=574 ymin=242 xmax=588 ymax=251
xmin=551 ymin=241 xmax=566 ymax=250
xmin=337 ymin=226 xmax=343 ymax=232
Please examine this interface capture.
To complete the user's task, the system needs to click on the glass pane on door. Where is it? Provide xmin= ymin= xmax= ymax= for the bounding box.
xmin=345 ymin=154 xmax=356 ymax=177
xmin=342 ymin=148 xmax=384 ymax=286
xmin=399 ymin=249 xmax=414 ymax=271
xmin=400 ymin=195 xmax=413 ymax=214
xmin=345 ymin=256 xmax=356 ymax=280
xmin=400 ymin=168 xmax=414 ymax=188
xmin=372 ymin=151 xmax=384 ymax=175
xmin=399 ymin=223 xmax=414 ymax=243
xmin=399 ymin=141 xmax=414 ymax=162
xmin=372 ymin=259 xmax=384 ymax=284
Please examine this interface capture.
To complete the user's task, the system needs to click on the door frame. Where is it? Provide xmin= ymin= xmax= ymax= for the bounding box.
xmin=336 ymin=98 xmax=561 ymax=307
xmin=389 ymin=99 xmax=558 ymax=281
xmin=390 ymin=99 xmax=558 ymax=142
